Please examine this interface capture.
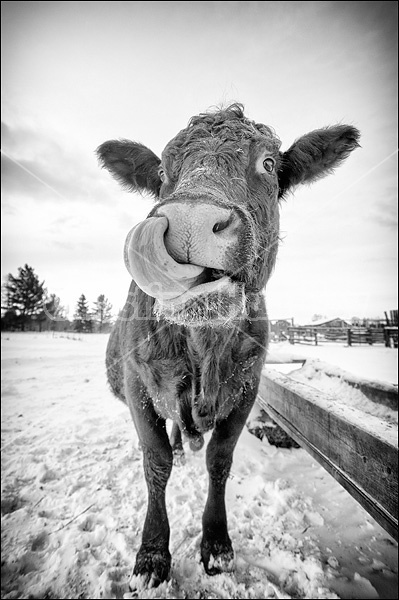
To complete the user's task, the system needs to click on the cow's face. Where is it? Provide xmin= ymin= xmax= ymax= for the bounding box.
xmin=97 ymin=104 xmax=359 ymax=327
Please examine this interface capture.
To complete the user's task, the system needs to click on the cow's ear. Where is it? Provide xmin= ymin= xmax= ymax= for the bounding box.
xmin=278 ymin=125 xmax=360 ymax=199
xmin=96 ymin=140 xmax=161 ymax=197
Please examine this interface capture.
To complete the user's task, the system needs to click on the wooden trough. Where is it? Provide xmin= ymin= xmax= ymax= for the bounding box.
xmin=257 ymin=366 xmax=398 ymax=541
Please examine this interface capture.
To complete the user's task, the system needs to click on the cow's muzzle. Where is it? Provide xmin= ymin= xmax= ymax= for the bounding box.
xmin=124 ymin=201 xmax=247 ymax=326
xmin=156 ymin=201 xmax=240 ymax=269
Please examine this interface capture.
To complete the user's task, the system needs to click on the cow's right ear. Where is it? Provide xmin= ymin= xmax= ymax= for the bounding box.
xmin=96 ymin=140 xmax=162 ymax=197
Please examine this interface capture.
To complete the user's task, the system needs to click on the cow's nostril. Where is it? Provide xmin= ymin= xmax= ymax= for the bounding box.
xmin=213 ymin=217 xmax=232 ymax=234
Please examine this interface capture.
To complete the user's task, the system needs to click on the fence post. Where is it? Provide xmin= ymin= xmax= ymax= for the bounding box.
xmin=347 ymin=328 xmax=352 ymax=346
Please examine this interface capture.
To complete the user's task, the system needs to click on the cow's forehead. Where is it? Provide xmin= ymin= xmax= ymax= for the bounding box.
xmin=162 ymin=110 xmax=281 ymax=160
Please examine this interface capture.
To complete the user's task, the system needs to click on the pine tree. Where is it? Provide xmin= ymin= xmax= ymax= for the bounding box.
xmin=73 ymin=294 xmax=93 ymax=333
xmin=3 ymin=264 xmax=46 ymax=330
xmin=93 ymin=294 xmax=113 ymax=332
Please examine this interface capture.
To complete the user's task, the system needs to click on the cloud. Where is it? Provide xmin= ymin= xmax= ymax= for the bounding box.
xmin=1 ymin=120 xmax=122 ymax=206
xmin=1 ymin=153 xmax=50 ymax=199
xmin=371 ymin=193 xmax=398 ymax=230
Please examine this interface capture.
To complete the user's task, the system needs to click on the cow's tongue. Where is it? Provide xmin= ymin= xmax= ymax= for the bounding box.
xmin=124 ymin=217 xmax=205 ymax=301
xmin=124 ymin=216 xmax=234 ymax=304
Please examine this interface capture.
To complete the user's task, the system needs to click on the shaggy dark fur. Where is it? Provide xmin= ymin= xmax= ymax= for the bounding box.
xmin=97 ymin=104 xmax=360 ymax=588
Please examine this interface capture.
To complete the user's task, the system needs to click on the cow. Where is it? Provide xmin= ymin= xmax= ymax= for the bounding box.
xmin=96 ymin=103 xmax=360 ymax=588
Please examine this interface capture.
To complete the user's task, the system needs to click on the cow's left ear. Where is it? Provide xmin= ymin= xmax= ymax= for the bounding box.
xmin=278 ymin=125 xmax=360 ymax=199
xmin=96 ymin=140 xmax=161 ymax=197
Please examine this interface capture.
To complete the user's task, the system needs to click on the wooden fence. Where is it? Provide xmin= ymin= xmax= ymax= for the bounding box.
xmin=257 ymin=368 xmax=398 ymax=541
xmin=288 ymin=326 xmax=348 ymax=345
xmin=383 ymin=326 xmax=399 ymax=348
xmin=288 ymin=326 xmax=397 ymax=347
xmin=347 ymin=327 xmax=387 ymax=346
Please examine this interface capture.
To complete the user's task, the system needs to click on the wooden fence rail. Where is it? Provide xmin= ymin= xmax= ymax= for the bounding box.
xmin=288 ymin=326 xmax=397 ymax=347
xmin=257 ymin=368 xmax=398 ymax=541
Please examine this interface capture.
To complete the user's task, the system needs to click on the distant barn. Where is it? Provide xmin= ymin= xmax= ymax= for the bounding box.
xmin=305 ymin=317 xmax=350 ymax=329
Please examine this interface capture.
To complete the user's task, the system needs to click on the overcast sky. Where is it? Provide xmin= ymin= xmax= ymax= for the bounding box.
xmin=1 ymin=1 xmax=398 ymax=323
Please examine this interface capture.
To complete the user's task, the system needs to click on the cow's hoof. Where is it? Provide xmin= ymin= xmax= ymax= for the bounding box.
xmin=201 ymin=539 xmax=234 ymax=575
xmin=130 ymin=549 xmax=171 ymax=589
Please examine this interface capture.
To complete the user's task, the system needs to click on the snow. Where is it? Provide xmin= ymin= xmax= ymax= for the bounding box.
xmin=1 ymin=333 xmax=398 ymax=599
xmin=286 ymin=360 xmax=397 ymax=425
xmin=266 ymin=342 xmax=398 ymax=384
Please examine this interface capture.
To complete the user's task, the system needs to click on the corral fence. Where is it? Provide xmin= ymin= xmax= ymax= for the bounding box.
xmin=257 ymin=365 xmax=398 ymax=541
xmin=288 ymin=326 xmax=398 ymax=347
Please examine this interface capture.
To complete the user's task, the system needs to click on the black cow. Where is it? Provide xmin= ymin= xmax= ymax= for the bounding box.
xmin=97 ymin=104 xmax=359 ymax=588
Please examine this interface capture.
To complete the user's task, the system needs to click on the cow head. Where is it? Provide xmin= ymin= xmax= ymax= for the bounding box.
xmin=97 ymin=104 xmax=359 ymax=327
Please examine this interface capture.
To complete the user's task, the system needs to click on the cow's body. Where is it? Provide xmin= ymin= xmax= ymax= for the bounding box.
xmin=97 ymin=104 xmax=359 ymax=588
xmin=106 ymin=282 xmax=267 ymax=581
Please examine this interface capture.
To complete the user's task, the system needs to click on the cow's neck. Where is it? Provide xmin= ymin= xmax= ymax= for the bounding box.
xmin=187 ymin=324 xmax=239 ymax=357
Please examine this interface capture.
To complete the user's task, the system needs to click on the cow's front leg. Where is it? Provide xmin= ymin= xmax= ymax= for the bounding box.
xmin=201 ymin=388 xmax=257 ymax=575
xmin=127 ymin=385 xmax=173 ymax=587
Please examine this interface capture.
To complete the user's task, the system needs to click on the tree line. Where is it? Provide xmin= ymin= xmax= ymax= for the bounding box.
xmin=1 ymin=264 xmax=114 ymax=333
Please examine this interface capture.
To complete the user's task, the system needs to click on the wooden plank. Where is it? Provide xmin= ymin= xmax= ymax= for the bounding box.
xmin=257 ymin=369 xmax=398 ymax=541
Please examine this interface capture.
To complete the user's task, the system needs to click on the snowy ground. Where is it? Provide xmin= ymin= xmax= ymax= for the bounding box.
xmin=1 ymin=333 xmax=398 ymax=599
xmin=266 ymin=341 xmax=398 ymax=385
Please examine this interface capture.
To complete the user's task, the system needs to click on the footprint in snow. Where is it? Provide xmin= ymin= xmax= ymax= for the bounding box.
xmin=78 ymin=514 xmax=97 ymax=532
xmin=1 ymin=494 xmax=25 ymax=515
xmin=30 ymin=530 xmax=49 ymax=551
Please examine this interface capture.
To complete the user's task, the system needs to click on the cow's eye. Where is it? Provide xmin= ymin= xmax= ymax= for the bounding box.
xmin=262 ymin=157 xmax=275 ymax=173
xmin=158 ymin=168 xmax=166 ymax=182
